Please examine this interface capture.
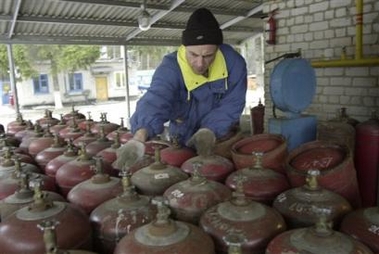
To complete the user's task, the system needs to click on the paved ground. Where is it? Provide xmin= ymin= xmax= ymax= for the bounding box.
xmin=0 ymin=99 xmax=138 ymax=132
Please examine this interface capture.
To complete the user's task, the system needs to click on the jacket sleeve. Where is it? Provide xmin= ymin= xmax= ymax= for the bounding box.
xmin=129 ymin=54 xmax=181 ymax=139
xmin=200 ymin=47 xmax=247 ymax=139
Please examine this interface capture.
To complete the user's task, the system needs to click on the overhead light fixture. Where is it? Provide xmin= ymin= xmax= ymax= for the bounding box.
xmin=138 ymin=0 xmax=151 ymax=31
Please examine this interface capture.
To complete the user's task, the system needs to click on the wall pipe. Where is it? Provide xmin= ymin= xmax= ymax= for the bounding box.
xmin=311 ymin=0 xmax=379 ymax=68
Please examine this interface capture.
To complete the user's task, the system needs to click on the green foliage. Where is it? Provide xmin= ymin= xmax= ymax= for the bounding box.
xmin=0 ymin=45 xmax=36 ymax=79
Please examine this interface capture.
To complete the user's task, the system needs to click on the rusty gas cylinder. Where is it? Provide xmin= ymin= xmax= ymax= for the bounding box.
xmin=250 ymin=98 xmax=265 ymax=135
xmin=0 ymin=175 xmax=65 ymax=221
xmin=0 ymin=152 xmax=41 ymax=178
xmin=67 ymin=157 xmax=123 ymax=214
xmin=35 ymin=133 xmax=67 ymax=170
xmin=0 ymin=188 xmax=93 ymax=254
xmin=36 ymin=109 xmax=60 ymax=130
xmin=28 ymin=128 xmax=58 ymax=158
xmin=231 ymin=133 xmax=288 ymax=174
xmin=106 ymin=117 xmax=133 ymax=143
xmin=55 ymin=144 xmax=114 ymax=197
xmin=163 ymin=161 xmax=232 ymax=224
xmin=266 ymin=209 xmax=373 ymax=254
xmin=44 ymin=139 xmax=79 ymax=179
xmin=96 ymin=132 xmax=121 ymax=165
xmin=90 ymin=169 xmax=156 ymax=254
xmin=181 ymin=153 xmax=234 ymax=183
xmin=59 ymin=118 xmax=86 ymax=140
xmin=354 ymin=111 xmax=379 ymax=207
xmin=0 ymin=146 xmax=37 ymax=166
xmin=225 ymin=152 xmax=290 ymax=205
xmin=340 ymin=206 xmax=379 ymax=253
xmin=160 ymin=136 xmax=196 ymax=167
xmin=63 ymin=105 xmax=86 ymax=122
xmin=199 ymin=180 xmax=286 ymax=254
xmin=329 ymin=107 xmax=360 ymax=127
xmin=84 ymin=126 xmax=113 ymax=156
xmin=49 ymin=113 xmax=68 ymax=135
xmin=77 ymin=111 xmax=96 ymax=131
xmin=0 ymin=158 xmax=56 ymax=200
xmin=273 ymin=169 xmax=352 ymax=229
xmin=6 ymin=112 xmax=28 ymax=136
xmin=0 ymin=132 xmax=20 ymax=148
xmin=113 ymin=197 xmax=215 ymax=254
xmin=224 ymin=234 xmax=246 ymax=254
xmin=91 ymin=112 xmax=119 ymax=135
xmin=18 ymin=123 xmax=44 ymax=154
xmin=285 ymin=140 xmax=361 ymax=208
xmin=13 ymin=119 xmax=34 ymax=141
xmin=131 ymin=146 xmax=188 ymax=196
xmin=38 ymin=220 xmax=97 ymax=254
xmin=73 ymin=122 xmax=98 ymax=147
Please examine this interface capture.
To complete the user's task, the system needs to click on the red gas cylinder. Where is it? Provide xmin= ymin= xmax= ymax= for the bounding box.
xmin=63 ymin=105 xmax=86 ymax=122
xmin=13 ymin=119 xmax=34 ymax=141
xmin=0 ymin=159 xmax=56 ymax=200
xmin=285 ymin=140 xmax=361 ymax=208
xmin=96 ymin=133 xmax=121 ymax=165
xmin=340 ymin=206 xmax=379 ymax=253
xmin=0 ymin=192 xmax=93 ymax=253
xmin=114 ymin=198 xmax=215 ymax=254
xmin=0 ymin=146 xmax=37 ymax=166
xmin=44 ymin=140 xmax=79 ymax=179
xmin=181 ymin=153 xmax=234 ymax=183
xmin=199 ymin=181 xmax=286 ymax=254
xmin=27 ymin=128 xmax=57 ymax=158
xmin=77 ymin=111 xmax=96 ymax=131
xmin=59 ymin=118 xmax=86 ymax=140
xmin=6 ymin=112 xmax=28 ymax=136
xmin=84 ymin=126 xmax=113 ymax=156
xmin=38 ymin=220 xmax=97 ymax=254
xmin=250 ymin=98 xmax=265 ymax=134
xmin=131 ymin=147 xmax=188 ymax=196
xmin=0 ymin=153 xmax=41 ymax=178
xmin=160 ymin=137 xmax=196 ymax=167
xmin=225 ymin=152 xmax=290 ymax=205
xmin=231 ymin=133 xmax=288 ymax=174
xmin=73 ymin=122 xmax=98 ymax=147
xmin=36 ymin=109 xmax=60 ymax=130
xmin=266 ymin=213 xmax=373 ymax=254
xmin=90 ymin=170 xmax=156 ymax=254
xmin=67 ymin=157 xmax=123 ymax=214
xmin=35 ymin=134 xmax=67 ymax=170
xmin=0 ymin=175 xmax=65 ymax=221
xmin=354 ymin=111 xmax=379 ymax=207
xmin=0 ymin=132 xmax=20 ymax=148
xmin=330 ymin=107 xmax=360 ymax=127
xmin=18 ymin=123 xmax=44 ymax=154
xmin=55 ymin=144 xmax=114 ymax=197
xmin=273 ymin=169 xmax=352 ymax=229
xmin=49 ymin=113 xmax=68 ymax=134
xmin=91 ymin=112 xmax=119 ymax=135
xmin=164 ymin=161 xmax=232 ymax=224
xmin=106 ymin=117 xmax=133 ymax=143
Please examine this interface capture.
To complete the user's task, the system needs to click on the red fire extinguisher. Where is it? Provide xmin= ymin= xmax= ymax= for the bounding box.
xmin=265 ymin=9 xmax=278 ymax=45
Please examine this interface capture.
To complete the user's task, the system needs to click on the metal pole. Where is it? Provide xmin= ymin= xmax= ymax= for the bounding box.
xmin=123 ymin=45 xmax=131 ymax=118
xmin=6 ymin=44 xmax=20 ymax=113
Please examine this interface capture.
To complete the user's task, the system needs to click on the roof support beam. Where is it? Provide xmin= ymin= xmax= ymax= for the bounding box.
xmin=8 ymin=0 xmax=22 ymax=39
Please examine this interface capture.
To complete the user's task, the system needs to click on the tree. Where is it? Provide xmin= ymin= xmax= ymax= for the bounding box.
xmin=0 ymin=44 xmax=100 ymax=108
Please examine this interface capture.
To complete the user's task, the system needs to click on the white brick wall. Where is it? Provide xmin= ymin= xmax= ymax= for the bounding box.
xmin=264 ymin=0 xmax=379 ymax=124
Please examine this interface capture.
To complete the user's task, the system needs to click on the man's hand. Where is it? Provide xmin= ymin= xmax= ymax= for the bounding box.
xmin=186 ymin=128 xmax=216 ymax=157
xmin=112 ymin=139 xmax=145 ymax=170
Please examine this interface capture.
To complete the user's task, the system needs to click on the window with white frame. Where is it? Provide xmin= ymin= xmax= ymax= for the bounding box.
xmin=33 ymin=74 xmax=49 ymax=94
xmin=68 ymin=73 xmax=83 ymax=92
xmin=115 ymin=71 xmax=126 ymax=88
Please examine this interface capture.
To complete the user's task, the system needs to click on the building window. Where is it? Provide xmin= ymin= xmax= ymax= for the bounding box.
xmin=68 ymin=73 xmax=83 ymax=92
xmin=115 ymin=72 xmax=126 ymax=88
xmin=33 ymin=74 xmax=49 ymax=94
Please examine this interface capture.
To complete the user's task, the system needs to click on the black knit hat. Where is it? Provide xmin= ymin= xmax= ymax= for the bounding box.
xmin=182 ymin=8 xmax=223 ymax=46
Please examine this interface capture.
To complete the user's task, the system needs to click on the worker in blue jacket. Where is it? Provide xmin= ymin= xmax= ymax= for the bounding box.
xmin=129 ymin=8 xmax=247 ymax=155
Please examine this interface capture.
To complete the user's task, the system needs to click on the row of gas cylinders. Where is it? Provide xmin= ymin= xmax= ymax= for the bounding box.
xmin=0 ymin=107 xmax=378 ymax=254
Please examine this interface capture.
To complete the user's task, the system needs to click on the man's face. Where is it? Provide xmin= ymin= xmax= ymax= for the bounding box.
xmin=185 ymin=44 xmax=218 ymax=75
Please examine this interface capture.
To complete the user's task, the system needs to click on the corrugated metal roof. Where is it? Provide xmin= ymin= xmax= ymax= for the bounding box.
xmin=0 ymin=0 xmax=263 ymax=46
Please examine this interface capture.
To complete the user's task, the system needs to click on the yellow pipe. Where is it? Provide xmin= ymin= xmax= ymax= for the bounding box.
xmin=311 ymin=0 xmax=379 ymax=68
